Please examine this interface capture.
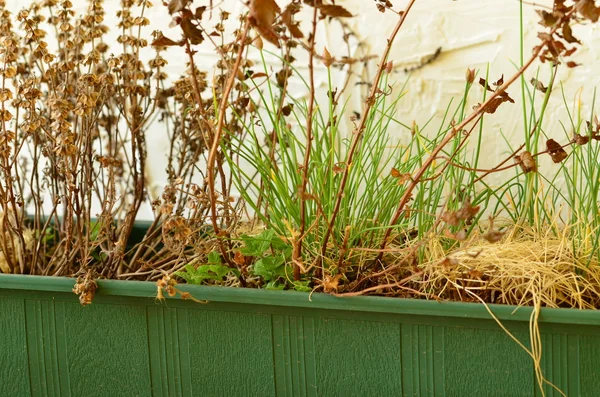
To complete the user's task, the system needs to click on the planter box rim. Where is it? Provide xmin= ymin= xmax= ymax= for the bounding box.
xmin=0 ymin=274 xmax=597 ymax=325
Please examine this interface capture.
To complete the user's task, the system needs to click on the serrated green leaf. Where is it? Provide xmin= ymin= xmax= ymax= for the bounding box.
xmin=293 ymin=281 xmax=312 ymax=292
xmin=207 ymin=251 xmax=221 ymax=265
xmin=240 ymin=229 xmax=278 ymax=256
xmin=209 ymin=264 xmax=231 ymax=279
xmin=252 ymin=254 xmax=287 ymax=281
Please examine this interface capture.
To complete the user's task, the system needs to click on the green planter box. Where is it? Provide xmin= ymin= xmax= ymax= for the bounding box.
xmin=0 ymin=274 xmax=599 ymax=396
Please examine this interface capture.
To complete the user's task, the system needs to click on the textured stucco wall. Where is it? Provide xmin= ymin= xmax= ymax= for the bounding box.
xmin=5 ymin=0 xmax=599 ymax=218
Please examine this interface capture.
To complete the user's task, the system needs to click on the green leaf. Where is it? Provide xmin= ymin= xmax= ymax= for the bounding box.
xmin=209 ymin=264 xmax=231 ymax=279
xmin=265 ymin=280 xmax=285 ymax=290
xmin=240 ymin=229 xmax=277 ymax=256
xmin=252 ymin=254 xmax=287 ymax=281
xmin=89 ymin=221 xmax=101 ymax=241
xmin=207 ymin=251 xmax=222 ymax=265
xmin=293 ymin=281 xmax=312 ymax=292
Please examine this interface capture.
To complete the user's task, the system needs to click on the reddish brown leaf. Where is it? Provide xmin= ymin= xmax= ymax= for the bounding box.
xmin=564 ymin=47 xmax=578 ymax=57
xmin=444 ymin=229 xmax=467 ymax=241
xmin=441 ymin=211 xmax=459 ymax=227
xmin=233 ymin=251 xmax=246 ymax=266
xmin=441 ymin=257 xmax=458 ymax=268
xmin=397 ymin=173 xmax=412 ymax=184
xmin=546 ymin=139 xmax=568 ymax=163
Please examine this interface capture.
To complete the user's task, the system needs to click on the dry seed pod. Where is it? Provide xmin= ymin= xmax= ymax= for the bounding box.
xmin=515 ymin=151 xmax=537 ymax=173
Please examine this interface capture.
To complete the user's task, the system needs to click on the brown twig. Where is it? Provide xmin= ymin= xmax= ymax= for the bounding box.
xmin=206 ymin=17 xmax=251 ymax=265
xmin=334 ymin=271 xmax=423 ymax=297
xmin=294 ymin=6 xmax=319 ymax=281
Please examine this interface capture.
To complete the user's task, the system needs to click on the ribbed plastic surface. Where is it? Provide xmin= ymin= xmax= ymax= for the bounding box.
xmin=1 ymin=274 xmax=599 ymax=396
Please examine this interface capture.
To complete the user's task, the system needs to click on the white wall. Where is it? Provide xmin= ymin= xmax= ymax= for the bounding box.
xmin=5 ymin=0 xmax=599 ymax=218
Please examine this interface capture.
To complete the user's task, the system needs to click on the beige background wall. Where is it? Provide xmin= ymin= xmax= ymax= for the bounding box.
xmin=6 ymin=0 xmax=598 ymax=218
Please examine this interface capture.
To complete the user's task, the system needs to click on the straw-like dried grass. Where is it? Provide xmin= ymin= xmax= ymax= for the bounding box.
xmin=419 ymin=225 xmax=600 ymax=310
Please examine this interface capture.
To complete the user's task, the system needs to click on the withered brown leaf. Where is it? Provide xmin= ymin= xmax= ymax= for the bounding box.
xmin=561 ymin=22 xmax=580 ymax=43
xmin=73 ymin=273 xmax=98 ymax=306
xmin=481 ymin=95 xmax=514 ymax=114
xmin=233 ymin=251 xmax=246 ymax=266
xmin=573 ymin=133 xmax=590 ymax=145
xmin=249 ymin=0 xmax=281 ymax=47
xmin=482 ymin=229 xmax=505 ymax=243
xmin=319 ymin=4 xmax=353 ymax=18
xmin=168 ymin=0 xmax=191 ymax=15
xmin=444 ymin=229 xmax=467 ymax=241
xmin=537 ymin=10 xmax=558 ymax=27
xmin=478 ymin=77 xmax=493 ymax=92
xmin=546 ymin=139 xmax=568 ymax=163
xmin=530 ymin=77 xmax=547 ymax=93
xmin=482 ymin=217 xmax=505 ymax=243
xmin=333 ymin=162 xmax=346 ymax=174
xmin=282 ymin=4 xmax=304 ymax=38
xmin=456 ymin=197 xmax=480 ymax=223
xmin=322 ymin=274 xmax=342 ymax=293
xmin=390 ymin=168 xmax=411 ymax=184
xmin=194 ymin=6 xmax=207 ymax=20
xmin=442 ymin=198 xmax=480 ymax=227
xmin=180 ymin=12 xmax=204 ymax=44
xmin=576 ymin=0 xmax=600 ymax=22
xmin=151 ymin=34 xmax=180 ymax=48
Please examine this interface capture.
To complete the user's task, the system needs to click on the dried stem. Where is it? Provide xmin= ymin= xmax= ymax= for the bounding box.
xmin=321 ymin=2 xmax=417 ymax=260
xmin=294 ymin=6 xmax=319 ymax=281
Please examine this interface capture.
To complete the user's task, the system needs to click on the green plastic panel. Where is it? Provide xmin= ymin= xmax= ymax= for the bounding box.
xmin=1 ymin=274 xmax=600 ymax=396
